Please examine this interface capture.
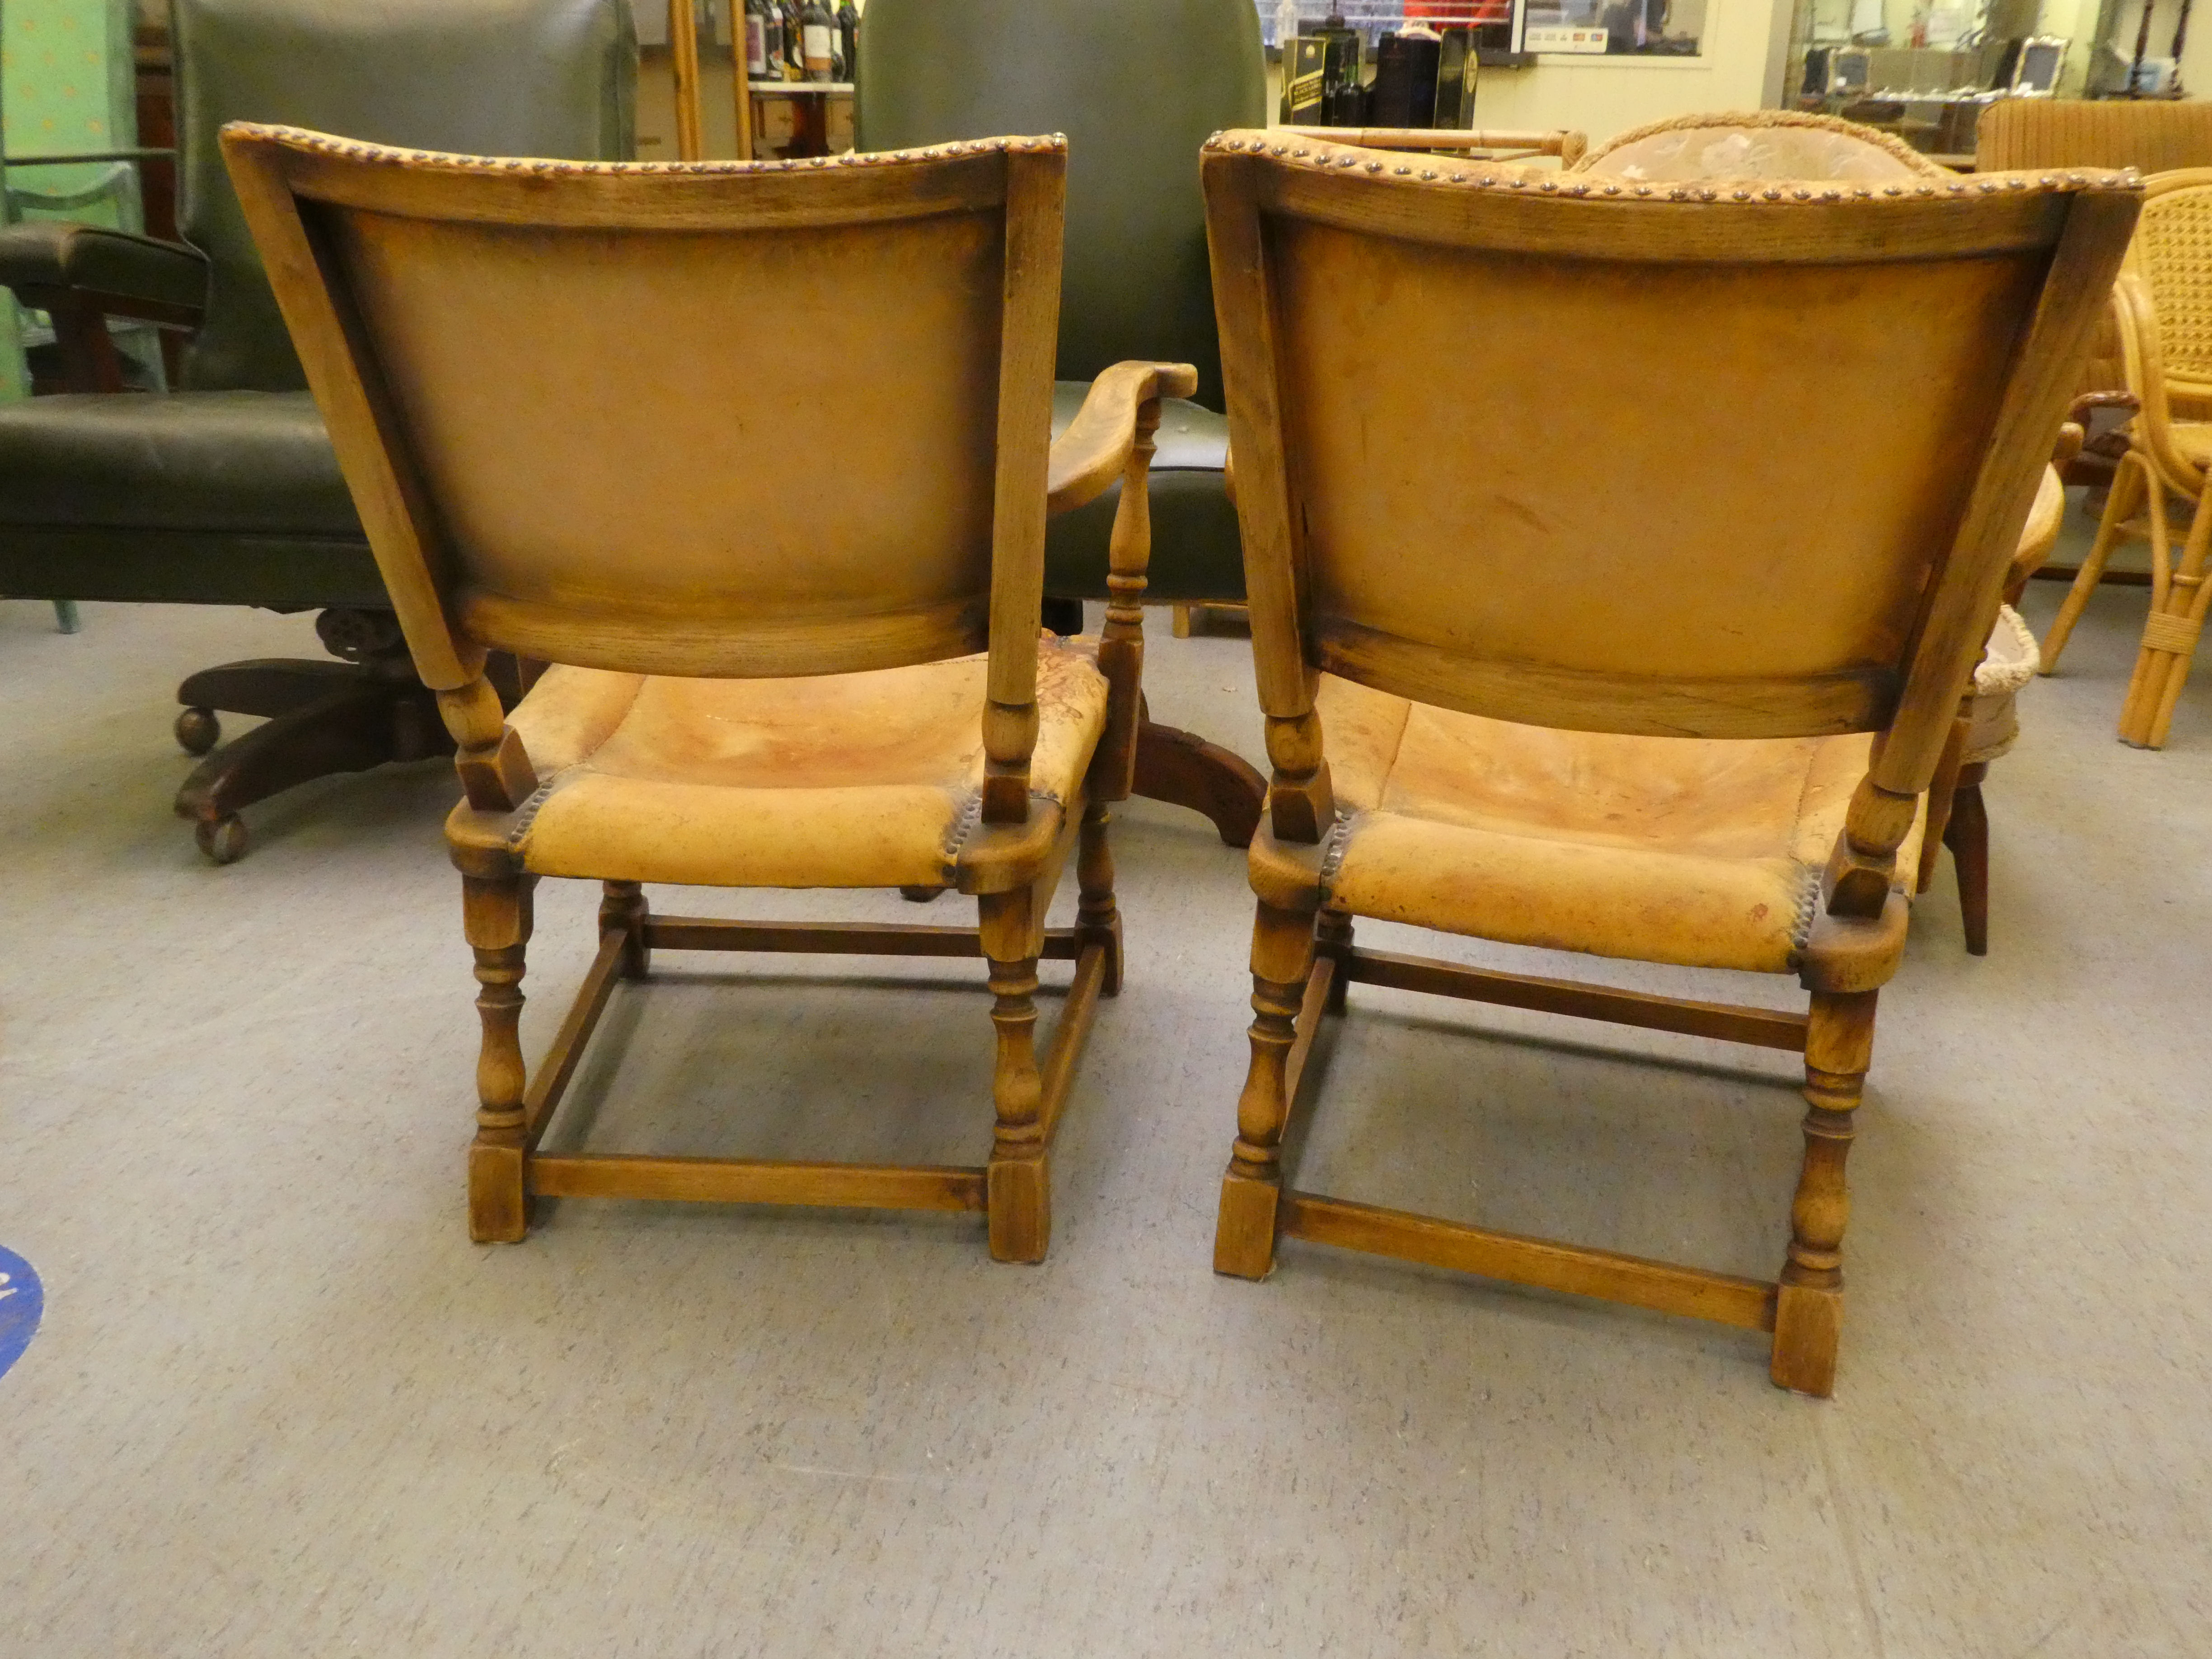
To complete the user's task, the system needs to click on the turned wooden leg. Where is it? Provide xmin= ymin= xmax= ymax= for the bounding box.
xmin=600 ymin=880 xmax=650 ymax=979
xmin=1316 ymin=908 xmax=1353 ymax=1014
xmin=1074 ymin=800 xmax=1123 ymax=997
xmin=1772 ymin=989 xmax=1878 ymax=1397
xmin=983 ymin=938 xmax=1049 ymax=1264
xmin=463 ymin=873 xmax=535 ymax=1244
xmin=1943 ymin=765 xmax=1991 ymax=956
xmin=1214 ymin=900 xmax=1317 ymax=1280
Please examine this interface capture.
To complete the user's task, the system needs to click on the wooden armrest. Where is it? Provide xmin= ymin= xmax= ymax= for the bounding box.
xmin=1046 ymin=360 xmax=1200 ymax=516
xmin=1279 ymin=127 xmax=1584 ymax=162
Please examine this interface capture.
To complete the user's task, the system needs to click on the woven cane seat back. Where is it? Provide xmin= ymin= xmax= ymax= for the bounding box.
xmin=2135 ymin=174 xmax=2212 ymax=388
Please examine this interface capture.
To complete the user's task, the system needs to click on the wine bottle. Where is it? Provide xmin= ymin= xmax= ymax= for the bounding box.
xmin=783 ymin=0 xmax=806 ymax=80
xmin=763 ymin=0 xmax=785 ymax=79
xmin=743 ymin=0 xmax=769 ymax=80
xmin=837 ymin=0 xmax=859 ymax=84
xmin=801 ymin=0 xmax=835 ymax=81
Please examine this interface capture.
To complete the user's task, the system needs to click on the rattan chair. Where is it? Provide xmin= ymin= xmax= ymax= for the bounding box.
xmin=1203 ymin=129 xmax=2136 ymax=1394
xmin=2041 ymin=167 xmax=2212 ymax=748
xmin=225 ymin=123 xmax=1194 ymax=1262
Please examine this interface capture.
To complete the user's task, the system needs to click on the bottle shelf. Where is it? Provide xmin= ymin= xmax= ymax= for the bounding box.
xmin=746 ymin=80 xmax=855 ymax=94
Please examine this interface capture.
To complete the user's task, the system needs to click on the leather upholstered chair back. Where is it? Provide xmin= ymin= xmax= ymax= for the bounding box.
xmin=223 ymin=128 xmax=1067 ymax=711
xmin=173 ymin=0 xmax=635 ymax=393
xmin=856 ymin=0 xmax=1263 ymax=411
xmin=1203 ymin=133 xmax=2137 ymax=800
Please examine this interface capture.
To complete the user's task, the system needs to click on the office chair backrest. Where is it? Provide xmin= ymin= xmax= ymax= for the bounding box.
xmin=173 ymin=0 xmax=634 ymax=392
xmin=225 ymin=126 xmax=1068 ymax=732
xmin=1204 ymin=133 xmax=2137 ymax=811
xmin=856 ymin=0 xmax=1264 ymax=409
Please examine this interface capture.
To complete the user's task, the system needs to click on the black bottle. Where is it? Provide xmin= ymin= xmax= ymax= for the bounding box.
xmin=837 ymin=0 xmax=860 ymax=84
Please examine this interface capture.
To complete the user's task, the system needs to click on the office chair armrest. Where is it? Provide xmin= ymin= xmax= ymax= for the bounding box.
xmin=1045 ymin=360 xmax=1200 ymax=516
xmin=0 ymin=220 xmax=210 ymax=328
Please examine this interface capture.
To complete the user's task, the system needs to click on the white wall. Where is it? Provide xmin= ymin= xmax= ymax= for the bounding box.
xmin=1464 ymin=0 xmax=1795 ymax=145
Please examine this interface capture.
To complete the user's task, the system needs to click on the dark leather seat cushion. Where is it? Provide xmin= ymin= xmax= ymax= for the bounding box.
xmin=0 ymin=389 xmax=357 ymax=534
xmin=1047 ymin=380 xmax=1242 ymax=603
xmin=0 ymin=390 xmax=386 ymax=609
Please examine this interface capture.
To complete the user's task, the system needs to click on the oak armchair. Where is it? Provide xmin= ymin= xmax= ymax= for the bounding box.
xmin=1202 ymin=131 xmax=2136 ymax=1394
xmin=226 ymin=123 xmax=1193 ymax=1262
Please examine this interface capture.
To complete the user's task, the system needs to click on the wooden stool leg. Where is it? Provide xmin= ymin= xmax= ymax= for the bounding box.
xmin=1214 ymin=900 xmax=1317 ymax=1280
xmin=1944 ymin=764 xmax=1991 ymax=956
xmin=1074 ymin=800 xmax=1123 ymax=996
xmin=463 ymin=872 xmax=536 ymax=1243
xmin=1772 ymin=989 xmax=1878 ymax=1397
xmin=2043 ymin=455 xmax=2141 ymax=675
xmin=600 ymin=880 xmax=650 ymax=979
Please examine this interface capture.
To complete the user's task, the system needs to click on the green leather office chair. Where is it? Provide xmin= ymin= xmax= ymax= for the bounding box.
xmin=858 ymin=0 xmax=1267 ymax=844
xmin=0 ymin=0 xmax=633 ymax=861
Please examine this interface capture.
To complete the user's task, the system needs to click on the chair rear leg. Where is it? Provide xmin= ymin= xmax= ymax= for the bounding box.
xmin=1772 ymin=989 xmax=1878 ymax=1397
xmin=600 ymin=880 xmax=651 ymax=979
xmin=1944 ymin=766 xmax=1991 ymax=955
xmin=1074 ymin=800 xmax=1123 ymax=996
xmin=2042 ymin=455 xmax=2142 ymax=675
xmin=1215 ymin=900 xmax=1317 ymax=1280
xmin=463 ymin=872 xmax=536 ymax=1243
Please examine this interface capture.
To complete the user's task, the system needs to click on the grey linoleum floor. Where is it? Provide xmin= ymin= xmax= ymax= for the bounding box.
xmin=3 ymin=502 xmax=2208 ymax=1657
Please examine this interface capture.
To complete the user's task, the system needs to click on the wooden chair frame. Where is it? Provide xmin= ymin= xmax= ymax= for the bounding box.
xmin=1201 ymin=133 xmax=2137 ymax=1393
xmin=2042 ymin=168 xmax=2212 ymax=747
xmin=223 ymin=124 xmax=1194 ymax=1262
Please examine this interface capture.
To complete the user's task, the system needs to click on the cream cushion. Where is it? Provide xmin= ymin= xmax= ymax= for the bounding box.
xmin=1258 ymin=675 xmax=1925 ymax=975
xmin=447 ymin=638 xmax=1109 ymax=889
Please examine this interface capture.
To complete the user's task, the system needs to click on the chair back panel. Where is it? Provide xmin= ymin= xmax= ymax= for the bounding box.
xmin=1208 ymin=136 xmax=2137 ymax=772
xmin=1977 ymin=96 xmax=2212 ymax=175
xmin=174 ymin=0 xmax=635 ymax=394
xmin=2132 ymin=171 xmax=2212 ymax=387
xmin=856 ymin=0 xmax=1264 ymax=409
xmin=224 ymin=129 xmax=1064 ymax=689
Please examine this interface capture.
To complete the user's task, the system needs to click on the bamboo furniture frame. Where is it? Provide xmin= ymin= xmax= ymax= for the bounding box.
xmin=223 ymin=124 xmax=1194 ymax=1261
xmin=1201 ymin=130 xmax=2137 ymax=1394
xmin=2042 ymin=168 xmax=2212 ymax=748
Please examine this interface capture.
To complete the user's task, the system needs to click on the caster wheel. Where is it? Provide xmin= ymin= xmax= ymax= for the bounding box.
xmin=899 ymin=885 xmax=947 ymax=903
xmin=194 ymin=815 xmax=248 ymax=865
xmin=175 ymin=707 xmax=220 ymax=756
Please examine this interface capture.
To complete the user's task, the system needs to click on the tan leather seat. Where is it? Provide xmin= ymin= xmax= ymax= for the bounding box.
xmin=1254 ymin=674 xmax=1924 ymax=975
xmin=448 ymin=641 xmax=1108 ymax=890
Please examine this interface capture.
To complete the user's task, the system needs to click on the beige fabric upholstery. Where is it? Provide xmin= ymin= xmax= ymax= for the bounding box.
xmin=1575 ymin=111 xmax=1946 ymax=185
xmin=446 ymin=638 xmax=1109 ymax=889
xmin=1251 ymin=675 xmax=1926 ymax=975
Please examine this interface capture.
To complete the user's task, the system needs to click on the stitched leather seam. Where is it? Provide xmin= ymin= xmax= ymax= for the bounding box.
xmin=503 ymin=779 xmax=559 ymax=849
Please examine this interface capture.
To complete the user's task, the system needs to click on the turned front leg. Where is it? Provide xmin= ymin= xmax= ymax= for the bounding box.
xmin=1214 ymin=900 xmax=1317 ymax=1279
xmin=463 ymin=872 xmax=535 ymax=1243
xmin=1772 ymin=989 xmax=1878 ymax=1396
xmin=984 ymin=947 xmax=1048 ymax=1263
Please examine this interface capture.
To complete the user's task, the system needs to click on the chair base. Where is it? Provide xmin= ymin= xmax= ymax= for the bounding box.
xmin=171 ymin=609 xmax=530 ymax=863
xmin=1133 ymin=717 xmax=1264 ymax=847
xmin=471 ymin=910 xmax=1114 ymax=1258
xmin=1215 ymin=924 xmax=1874 ymax=1397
